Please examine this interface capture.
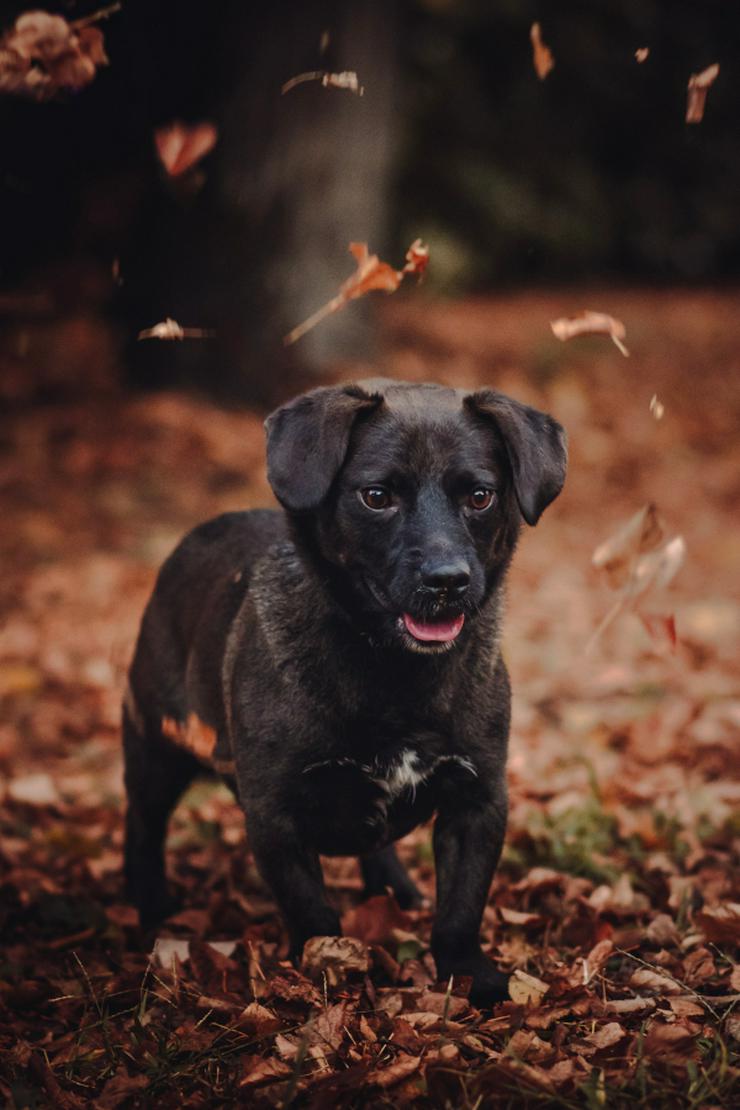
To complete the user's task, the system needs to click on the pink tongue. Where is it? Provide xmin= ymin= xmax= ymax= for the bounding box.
xmin=402 ymin=612 xmax=465 ymax=643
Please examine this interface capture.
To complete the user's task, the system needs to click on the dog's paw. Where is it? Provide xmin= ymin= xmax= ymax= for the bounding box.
xmin=436 ymin=953 xmax=510 ymax=1008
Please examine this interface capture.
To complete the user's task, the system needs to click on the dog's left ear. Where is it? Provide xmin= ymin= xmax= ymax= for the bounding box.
xmin=465 ymin=390 xmax=568 ymax=525
xmin=265 ymin=384 xmax=382 ymax=511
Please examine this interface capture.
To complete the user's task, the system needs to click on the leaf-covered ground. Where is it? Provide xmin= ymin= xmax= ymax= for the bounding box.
xmin=0 ymin=290 xmax=738 ymax=1108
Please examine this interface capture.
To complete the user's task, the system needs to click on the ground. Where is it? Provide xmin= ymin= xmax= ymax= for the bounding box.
xmin=0 ymin=290 xmax=738 ymax=1107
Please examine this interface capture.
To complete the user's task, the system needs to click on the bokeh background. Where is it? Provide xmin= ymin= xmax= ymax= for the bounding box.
xmin=1 ymin=2 xmax=738 ymax=1106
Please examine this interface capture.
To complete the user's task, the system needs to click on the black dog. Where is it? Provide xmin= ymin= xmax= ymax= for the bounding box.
xmin=123 ymin=379 xmax=567 ymax=1006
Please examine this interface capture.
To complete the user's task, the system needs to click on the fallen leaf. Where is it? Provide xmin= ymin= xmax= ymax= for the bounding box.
xmin=509 ymin=969 xmax=549 ymax=1006
xmin=342 ymin=894 xmax=413 ymax=946
xmin=154 ymin=121 xmax=218 ymax=176
xmin=284 ymin=239 xmax=429 ymax=346
xmin=639 ymin=613 xmax=677 ymax=652
xmin=583 ymin=1022 xmax=628 ymax=1051
xmin=301 ymin=935 xmax=370 ymax=986
xmin=694 ymin=903 xmax=740 ymax=944
xmin=643 ymin=1018 xmax=700 ymax=1062
xmin=629 ymin=968 xmax=682 ymax=995
xmin=686 ymin=63 xmax=719 ymax=124
xmin=8 ymin=772 xmax=60 ymax=806
xmin=366 ymin=1053 xmax=420 ymax=1088
xmin=238 ymin=1055 xmax=291 ymax=1088
xmin=530 ymin=23 xmax=555 ymax=80
xmin=151 ymin=937 xmax=190 ymax=969
xmin=551 ymin=310 xmax=629 ymax=356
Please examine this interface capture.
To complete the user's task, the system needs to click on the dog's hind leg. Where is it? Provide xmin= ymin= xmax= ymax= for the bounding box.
xmin=360 ymin=844 xmax=425 ymax=909
xmin=123 ymin=703 xmax=200 ymax=930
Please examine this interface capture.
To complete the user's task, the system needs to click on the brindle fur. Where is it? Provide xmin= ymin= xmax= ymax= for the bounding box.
xmin=123 ymin=379 xmax=567 ymax=1006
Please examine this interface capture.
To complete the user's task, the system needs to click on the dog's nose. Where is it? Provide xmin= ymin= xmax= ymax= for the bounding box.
xmin=421 ymin=560 xmax=470 ymax=597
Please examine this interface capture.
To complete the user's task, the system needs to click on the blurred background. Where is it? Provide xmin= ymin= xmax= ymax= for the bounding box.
xmin=0 ymin=0 xmax=738 ymax=404
xmin=1 ymin=5 xmax=739 ymax=1103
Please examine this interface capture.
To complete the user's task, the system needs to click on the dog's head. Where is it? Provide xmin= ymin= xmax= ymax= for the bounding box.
xmin=265 ymin=380 xmax=567 ymax=654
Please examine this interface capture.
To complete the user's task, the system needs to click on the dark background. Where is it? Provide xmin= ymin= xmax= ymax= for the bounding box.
xmin=0 ymin=0 xmax=737 ymax=401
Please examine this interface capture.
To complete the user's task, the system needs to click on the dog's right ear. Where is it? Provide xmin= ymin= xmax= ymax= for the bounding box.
xmin=265 ymin=385 xmax=382 ymax=511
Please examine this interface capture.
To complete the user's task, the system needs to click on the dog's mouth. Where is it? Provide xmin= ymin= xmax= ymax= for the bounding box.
xmin=401 ymin=612 xmax=465 ymax=644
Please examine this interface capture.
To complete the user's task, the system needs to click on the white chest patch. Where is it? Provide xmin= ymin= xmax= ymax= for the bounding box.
xmin=303 ymin=748 xmax=477 ymax=804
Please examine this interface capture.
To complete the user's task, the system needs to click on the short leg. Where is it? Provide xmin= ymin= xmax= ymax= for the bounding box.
xmin=431 ymin=785 xmax=509 ymax=1007
xmin=123 ymin=707 xmax=200 ymax=930
xmin=360 ymin=844 xmax=425 ymax=909
xmin=245 ymin=808 xmax=341 ymax=961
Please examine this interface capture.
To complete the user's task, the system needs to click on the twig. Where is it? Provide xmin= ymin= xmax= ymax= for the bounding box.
xmin=71 ymin=3 xmax=122 ymax=31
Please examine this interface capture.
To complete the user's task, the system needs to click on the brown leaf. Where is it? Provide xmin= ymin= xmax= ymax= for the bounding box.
xmin=284 ymin=239 xmax=429 ymax=345
xmin=592 ymin=504 xmax=665 ymax=589
xmin=639 ymin=613 xmax=677 ymax=653
xmin=635 ymin=47 xmax=650 ymax=63
xmin=643 ymin=1018 xmax=700 ymax=1062
xmin=506 ymin=1028 xmax=555 ymax=1063
xmin=530 ymin=23 xmax=555 ymax=80
xmin=694 ymin=903 xmax=740 ymax=944
xmin=301 ymin=935 xmax=370 ymax=986
xmin=509 ymin=969 xmax=549 ymax=1006
xmin=282 ymin=69 xmax=364 ymax=96
xmin=629 ymin=968 xmax=682 ymax=996
xmin=0 ymin=10 xmax=109 ymax=100
xmin=499 ymin=906 xmax=544 ymax=928
xmin=239 ymin=1055 xmax=292 ymax=1088
xmin=551 ymin=310 xmax=629 ymax=356
xmin=686 ymin=63 xmax=719 ymax=124
xmin=342 ymin=894 xmax=413 ymax=946
xmin=154 ymin=121 xmax=218 ymax=177
xmin=237 ymin=1002 xmax=283 ymax=1037
xmin=96 ymin=1069 xmax=149 ymax=1109
xmin=366 ymin=1053 xmax=420 ymax=1088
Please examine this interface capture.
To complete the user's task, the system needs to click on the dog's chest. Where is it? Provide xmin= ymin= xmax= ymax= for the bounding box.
xmin=299 ymin=746 xmax=477 ymax=856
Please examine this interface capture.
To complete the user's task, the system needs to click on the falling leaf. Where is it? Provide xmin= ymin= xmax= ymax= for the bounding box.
xmin=0 ymin=7 xmax=113 ymax=100
xmin=639 ymin=613 xmax=677 ymax=652
xmin=281 ymin=69 xmax=364 ymax=96
xmin=551 ymin=310 xmax=629 ymax=356
xmin=509 ymin=969 xmax=549 ymax=1005
xmin=635 ymin=47 xmax=650 ymax=63
xmin=530 ymin=23 xmax=555 ymax=80
xmin=649 ymin=393 xmax=665 ymax=420
xmin=592 ymin=504 xmax=664 ymax=590
xmin=138 ymin=318 xmax=215 ymax=341
xmin=284 ymin=239 xmax=429 ymax=346
xmin=154 ymin=121 xmax=218 ymax=177
xmin=686 ymin=63 xmax=719 ymax=124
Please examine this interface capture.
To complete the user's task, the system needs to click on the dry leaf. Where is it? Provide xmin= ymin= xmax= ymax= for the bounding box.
xmin=154 ymin=121 xmax=218 ymax=177
xmin=592 ymin=504 xmax=664 ymax=590
xmin=551 ymin=310 xmax=629 ymax=356
xmin=301 ymin=935 xmax=370 ymax=986
xmin=509 ymin=969 xmax=549 ymax=1006
xmin=530 ymin=23 xmax=554 ymax=80
xmin=693 ymin=903 xmax=740 ymax=944
xmin=282 ymin=69 xmax=363 ymax=96
xmin=649 ymin=393 xmax=665 ymax=420
xmin=686 ymin=63 xmax=719 ymax=124
xmin=367 ymin=1054 xmax=420 ymax=1088
xmin=629 ymin=968 xmax=682 ymax=995
xmin=284 ymin=239 xmax=428 ymax=345
xmin=0 ymin=8 xmax=112 ymax=100
xmin=635 ymin=48 xmax=650 ymax=63
xmin=138 ymin=318 xmax=214 ymax=341
xmin=7 ymin=772 xmax=60 ymax=806
xmin=639 ymin=613 xmax=677 ymax=652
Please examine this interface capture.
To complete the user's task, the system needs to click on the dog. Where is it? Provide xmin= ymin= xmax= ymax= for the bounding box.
xmin=123 ymin=379 xmax=567 ymax=1006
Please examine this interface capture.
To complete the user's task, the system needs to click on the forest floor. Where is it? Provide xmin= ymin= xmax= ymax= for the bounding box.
xmin=0 ymin=289 xmax=738 ymax=1107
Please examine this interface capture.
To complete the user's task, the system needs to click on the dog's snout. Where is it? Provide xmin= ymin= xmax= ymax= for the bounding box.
xmin=421 ymin=560 xmax=471 ymax=597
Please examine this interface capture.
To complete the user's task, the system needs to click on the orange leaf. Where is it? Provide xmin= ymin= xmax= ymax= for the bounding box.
xmin=686 ymin=63 xmax=719 ymax=124
xmin=154 ymin=121 xmax=218 ymax=177
xmin=530 ymin=23 xmax=555 ymax=81
xmin=551 ymin=310 xmax=629 ymax=356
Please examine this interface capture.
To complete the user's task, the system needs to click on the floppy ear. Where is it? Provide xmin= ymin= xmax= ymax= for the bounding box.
xmin=465 ymin=390 xmax=567 ymax=525
xmin=265 ymin=384 xmax=382 ymax=511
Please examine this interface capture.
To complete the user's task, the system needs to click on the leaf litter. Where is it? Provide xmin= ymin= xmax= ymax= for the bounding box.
xmin=1 ymin=290 xmax=738 ymax=1106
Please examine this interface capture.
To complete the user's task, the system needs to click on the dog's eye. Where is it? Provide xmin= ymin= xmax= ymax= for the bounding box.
xmin=468 ymin=488 xmax=496 ymax=512
xmin=360 ymin=487 xmax=392 ymax=511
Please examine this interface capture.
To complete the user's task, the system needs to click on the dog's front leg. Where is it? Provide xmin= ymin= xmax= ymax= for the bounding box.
xmin=245 ymin=808 xmax=341 ymax=961
xmin=431 ymin=787 xmax=509 ymax=1006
